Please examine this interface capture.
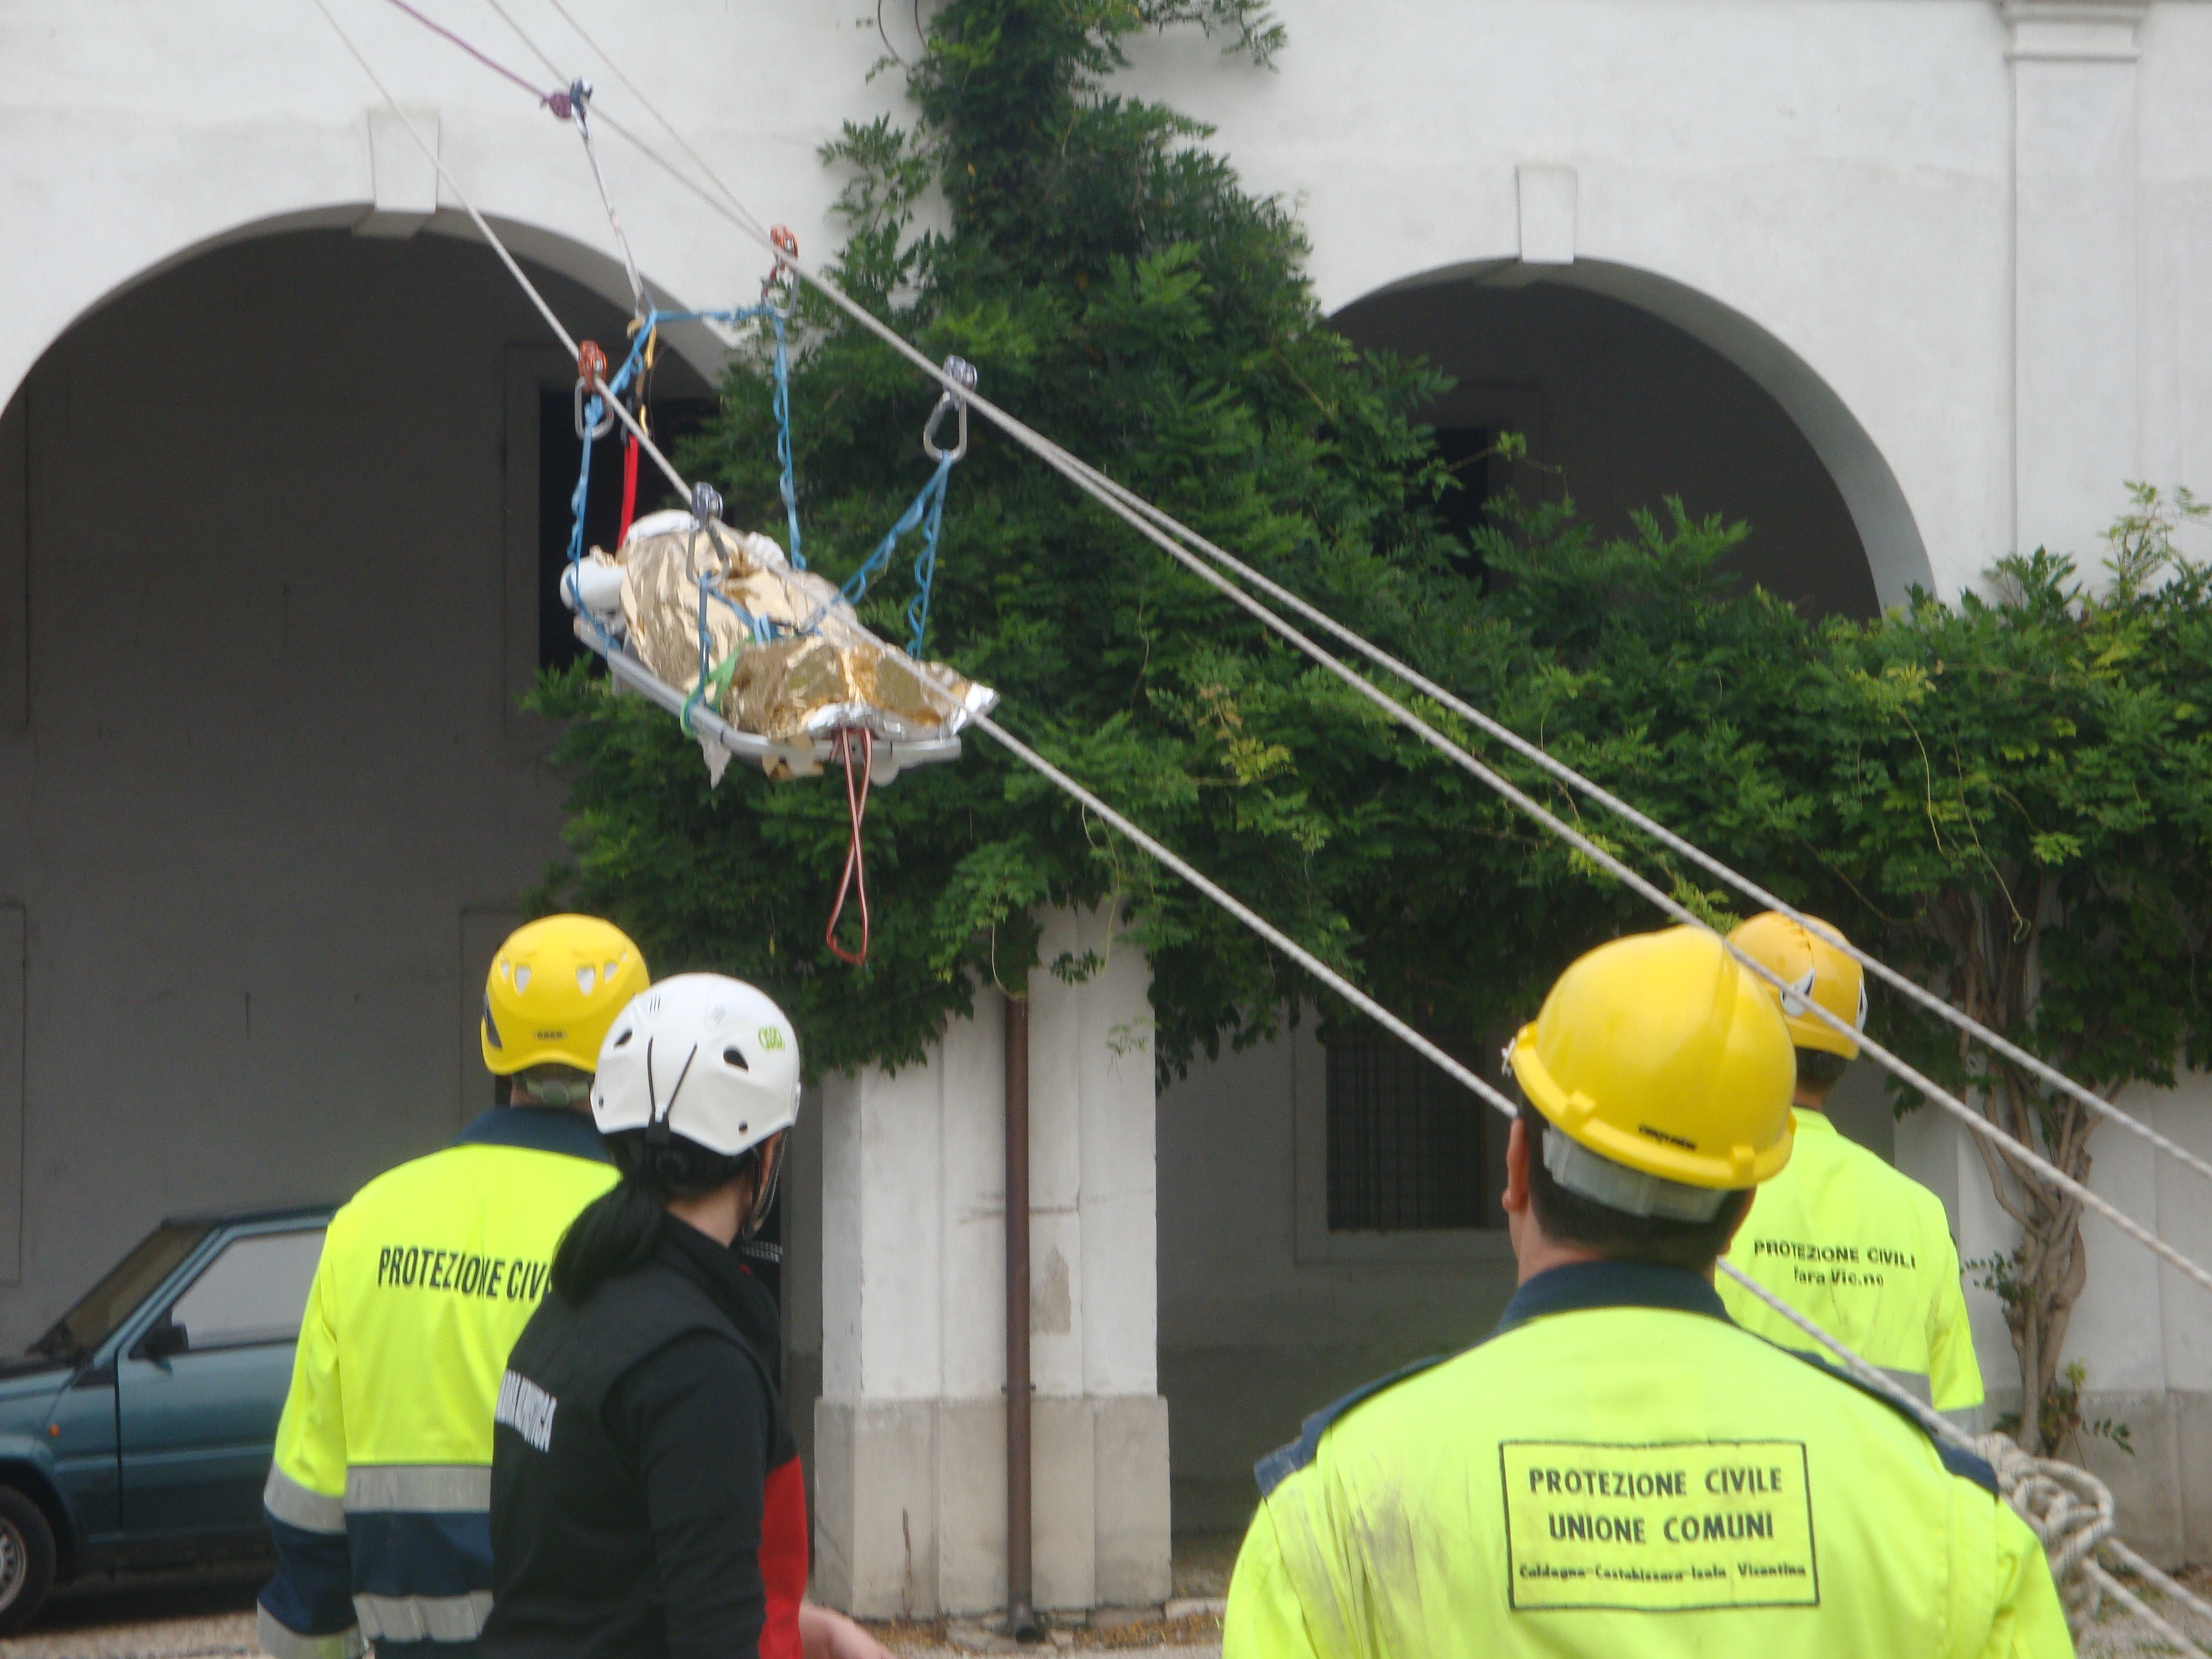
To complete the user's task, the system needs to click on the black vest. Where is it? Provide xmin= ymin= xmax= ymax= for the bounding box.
xmin=481 ymin=1224 xmax=794 ymax=1659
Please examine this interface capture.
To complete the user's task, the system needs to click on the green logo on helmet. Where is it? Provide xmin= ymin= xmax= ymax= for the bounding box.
xmin=757 ymin=1027 xmax=786 ymax=1051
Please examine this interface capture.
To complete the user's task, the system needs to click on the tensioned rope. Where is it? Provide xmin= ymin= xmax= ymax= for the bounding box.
xmin=982 ymin=708 xmax=2209 ymax=1652
xmin=460 ymin=0 xmax=2212 ymax=1210
xmin=329 ymin=0 xmax=2212 ymax=1315
xmin=306 ymin=13 xmax=2212 ymax=1637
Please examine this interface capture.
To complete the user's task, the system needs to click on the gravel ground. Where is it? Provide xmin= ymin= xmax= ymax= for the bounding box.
xmin=0 ymin=1583 xmax=1224 ymax=1659
xmin=0 ymin=1610 xmax=259 ymax=1658
xmin=0 ymin=1535 xmax=1245 ymax=1658
xmin=0 ymin=1612 xmax=1220 ymax=1659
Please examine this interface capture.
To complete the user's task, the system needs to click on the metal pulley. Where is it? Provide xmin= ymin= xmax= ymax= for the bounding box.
xmin=923 ymin=355 xmax=980 ymax=463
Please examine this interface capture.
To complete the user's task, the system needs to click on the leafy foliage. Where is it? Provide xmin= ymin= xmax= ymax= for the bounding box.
xmin=531 ymin=1 xmax=2212 ymax=1443
xmin=535 ymin=0 xmax=1494 ymax=1078
xmin=1458 ymin=484 xmax=2212 ymax=1446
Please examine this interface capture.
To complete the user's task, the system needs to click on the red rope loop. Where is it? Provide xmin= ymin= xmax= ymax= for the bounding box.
xmin=617 ymin=436 xmax=641 ymax=549
xmin=824 ymin=728 xmax=874 ymax=966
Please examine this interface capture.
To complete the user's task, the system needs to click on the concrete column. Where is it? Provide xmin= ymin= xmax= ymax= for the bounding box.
xmin=813 ymin=908 xmax=1170 ymax=1618
xmin=2003 ymin=0 xmax=2147 ymax=560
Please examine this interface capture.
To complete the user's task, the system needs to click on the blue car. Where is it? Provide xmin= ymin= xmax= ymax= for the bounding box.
xmin=0 ymin=1205 xmax=332 ymax=1631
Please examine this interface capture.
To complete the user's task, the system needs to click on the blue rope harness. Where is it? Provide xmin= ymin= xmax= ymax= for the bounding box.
xmin=837 ymin=454 xmax=957 ymax=659
xmin=566 ymin=315 xmax=966 ymax=731
xmin=564 ymin=301 xmax=799 ymax=595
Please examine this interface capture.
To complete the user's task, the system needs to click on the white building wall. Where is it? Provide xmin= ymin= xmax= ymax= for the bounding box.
xmin=8 ymin=0 xmax=2212 ymax=1574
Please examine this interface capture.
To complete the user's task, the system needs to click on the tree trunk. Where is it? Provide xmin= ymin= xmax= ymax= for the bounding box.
xmin=1974 ymin=1073 xmax=2092 ymax=1453
xmin=1942 ymin=882 xmax=2097 ymax=1455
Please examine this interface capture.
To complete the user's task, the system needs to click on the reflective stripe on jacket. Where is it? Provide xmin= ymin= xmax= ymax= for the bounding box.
xmin=1719 ymin=1108 xmax=1985 ymax=1415
xmin=258 ymin=1108 xmax=617 ymax=1659
xmin=1224 ymin=1261 xmax=2071 ymax=1659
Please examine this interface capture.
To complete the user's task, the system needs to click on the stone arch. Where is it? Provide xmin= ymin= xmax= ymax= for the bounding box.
xmin=0 ymin=218 xmax=733 ymax=1348
xmin=1 ymin=203 xmax=729 ymax=418
xmin=1334 ymin=258 xmax=1936 ymax=611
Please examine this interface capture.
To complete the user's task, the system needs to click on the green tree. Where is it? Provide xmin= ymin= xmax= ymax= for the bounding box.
xmin=534 ymin=0 xmax=1520 ymax=1077
xmin=532 ymin=0 xmax=2212 ymax=1449
xmin=1462 ymin=484 xmax=2212 ymax=1454
xmin=1811 ymin=492 xmax=2212 ymax=1453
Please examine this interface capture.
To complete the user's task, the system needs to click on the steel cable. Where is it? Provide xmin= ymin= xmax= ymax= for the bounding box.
xmin=310 ymin=12 xmax=2212 ymax=1644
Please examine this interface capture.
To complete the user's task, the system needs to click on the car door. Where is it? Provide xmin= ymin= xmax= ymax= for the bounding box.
xmin=115 ymin=1225 xmax=325 ymax=1538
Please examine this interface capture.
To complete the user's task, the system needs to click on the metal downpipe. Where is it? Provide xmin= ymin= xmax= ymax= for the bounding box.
xmin=1005 ymin=986 xmax=1041 ymax=1641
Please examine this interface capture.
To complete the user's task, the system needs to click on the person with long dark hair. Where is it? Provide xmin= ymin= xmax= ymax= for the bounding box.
xmin=480 ymin=974 xmax=890 ymax=1659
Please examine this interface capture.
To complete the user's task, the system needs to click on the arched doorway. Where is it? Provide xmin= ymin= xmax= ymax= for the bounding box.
xmin=1331 ymin=261 xmax=1934 ymax=616
xmin=1157 ymin=261 xmax=1930 ymax=1538
xmin=0 ymin=227 xmax=708 ymax=1344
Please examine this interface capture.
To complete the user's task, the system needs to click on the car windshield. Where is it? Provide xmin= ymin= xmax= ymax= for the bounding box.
xmin=30 ymin=1223 xmax=212 ymax=1360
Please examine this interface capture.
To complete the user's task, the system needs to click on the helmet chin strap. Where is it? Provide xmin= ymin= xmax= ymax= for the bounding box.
xmin=741 ymin=1137 xmax=785 ymax=1241
xmin=642 ymin=1038 xmax=700 ymax=1147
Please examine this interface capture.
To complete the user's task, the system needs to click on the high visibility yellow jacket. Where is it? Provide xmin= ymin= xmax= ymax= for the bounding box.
xmin=1719 ymin=1107 xmax=1984 ymax=1418
xmin=1224 ymin=1262 xmax=2072 ymax=1659
xmin=257 ymin=1108 xmax=617 ymax=1659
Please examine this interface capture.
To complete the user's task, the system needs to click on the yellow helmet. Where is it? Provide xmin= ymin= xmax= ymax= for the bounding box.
xmin=1509 ymin=927 xmax=1795 ymax=1204
xmin=481 ymin=915 xmax=649 ymax=1077
xmin=1726 ymin=911 xmax=1866 ymax=1059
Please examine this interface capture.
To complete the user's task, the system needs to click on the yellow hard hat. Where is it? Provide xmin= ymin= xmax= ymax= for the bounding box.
xmin=1726 ymin=911 xmax=1866 ymax=1059
xmin=1509 ymin=926 xmax=1796 ymax=1195
xmin=481 ymin=915 xmax=649 ymax=1076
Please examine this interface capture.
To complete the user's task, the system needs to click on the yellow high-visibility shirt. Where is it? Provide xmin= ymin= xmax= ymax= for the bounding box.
xmin=1720 ymin=1107 xmax=1984 ymax=1415
xmin=258 ymin=1108 xmax=618 ymax=1659
xmin=1224 ymin=1261 xmax=2071 ymax=1659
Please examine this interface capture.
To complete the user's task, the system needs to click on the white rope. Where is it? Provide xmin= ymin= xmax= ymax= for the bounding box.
xmin=974 ymin=715 xmax=1514 ymax=1120
xmin=521 ymin=4 xmax=2212 ymax=1205
xmin=319 ymin=0 xmax=2212 ymax=1309
xmin=982 ymin=706 xmax=2193 ymax=1653
xmin=510 ymin=19 xmax=2212 ymax=1242
xmin=2088 ymin=1568 xmax=2211 ymax=1658
xmin=312 ymin=0 xmax=841 ymax=634
xmin=531 ymin=0 xmax=777 ymax=246
xmin=2108 ymin=1539 xmax=2212 ymax=1637
xmin=1150 ymin=545 xmax=2212 ymax=1197
xmin=570 ymin=91 xmax=647 ymax=317
xmin=307 ymin=13 xmax=2205 ymax=1649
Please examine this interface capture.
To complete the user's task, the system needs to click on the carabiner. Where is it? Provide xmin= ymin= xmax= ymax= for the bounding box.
xmin=921 ymin=356 xmax=980 ymax=463
xmin=575 ymin=381 xmax=615 ymax=441
xmin=574 ymin=340 xmax=614 ymax=439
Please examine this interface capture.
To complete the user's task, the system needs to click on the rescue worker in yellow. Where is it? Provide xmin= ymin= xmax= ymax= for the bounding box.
xmin=257 ymin=916 xmax=643 ymax=1659
xmin=1717 ymin=911 xmax=1985 ymax=1426
xmin=1223 ymin=926 xmax=2073 ymax=1659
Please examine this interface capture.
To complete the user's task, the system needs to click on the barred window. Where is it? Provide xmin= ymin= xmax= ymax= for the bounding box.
xmin=1326 ymin=1031 xmax=1503 ymax=1231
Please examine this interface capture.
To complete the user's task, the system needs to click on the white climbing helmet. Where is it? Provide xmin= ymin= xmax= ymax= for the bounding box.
xmin=591 ymin=973 xmax=802 ymax=1158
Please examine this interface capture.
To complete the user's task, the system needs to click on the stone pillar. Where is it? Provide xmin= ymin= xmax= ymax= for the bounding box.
xmin=811 ymin=908 xmax=1170 ymax=1618
xmin=2003 ymin=0 xmax=2146 ymax=560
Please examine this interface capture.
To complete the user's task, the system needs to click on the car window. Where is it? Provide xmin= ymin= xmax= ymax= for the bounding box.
xmin=32 ymin=1223 xmax=212 ymax=1359
xmin=166 ymin=1230 xmax=326 ymax=1352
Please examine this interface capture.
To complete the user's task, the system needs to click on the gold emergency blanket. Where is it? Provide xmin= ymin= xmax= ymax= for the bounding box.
xmin=591 ymin=510 xmax=994 ymax=751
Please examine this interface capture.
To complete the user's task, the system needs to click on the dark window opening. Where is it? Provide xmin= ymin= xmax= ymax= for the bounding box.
xmin=538 ymin=393 xmax=717 ymax=673
xmin=1326 ymin=1030 xmax=1504 ymax=1231
xmin=1430 ymin=424 xmax=1494 ymax=586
